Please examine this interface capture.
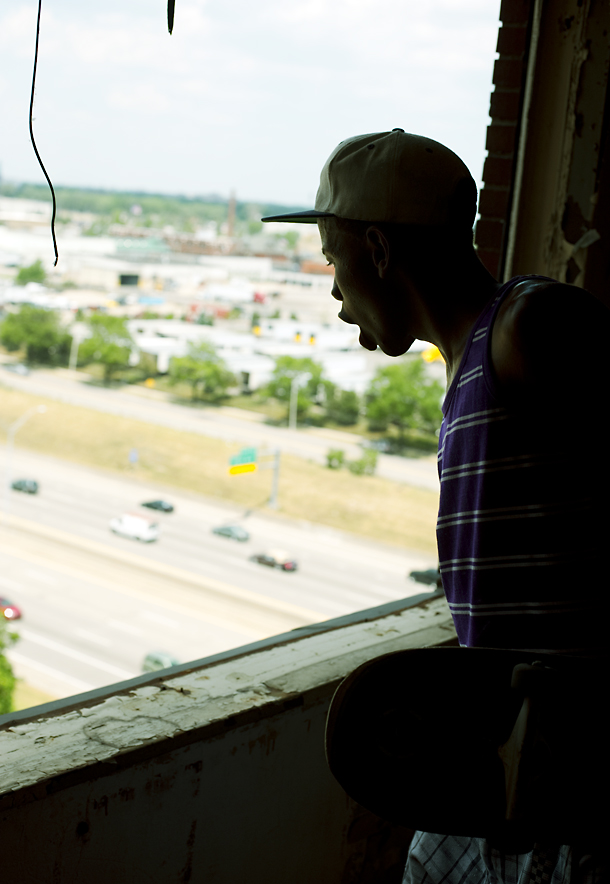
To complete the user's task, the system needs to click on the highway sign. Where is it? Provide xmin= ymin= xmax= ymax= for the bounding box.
xmin=229 ymin=447 xmax=257 ymax=466
xmin=229 ymin=463 xmax=257 ymax=475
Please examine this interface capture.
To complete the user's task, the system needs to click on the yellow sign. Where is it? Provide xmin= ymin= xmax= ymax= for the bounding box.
xmin=422 ymin=345 xmax=444 ymax=363
xmin=229 ymin=463 xmax=257 ymax=475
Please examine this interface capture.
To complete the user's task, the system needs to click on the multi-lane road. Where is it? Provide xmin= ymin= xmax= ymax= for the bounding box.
xmin=2 ymin=448 xmax=436 ymax=701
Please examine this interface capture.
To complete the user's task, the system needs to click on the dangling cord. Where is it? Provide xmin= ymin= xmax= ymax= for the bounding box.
xmin=168 ymin=0 xmax=175 ymax=34
xmin=29 ymin=0 xmax=59 ymax=266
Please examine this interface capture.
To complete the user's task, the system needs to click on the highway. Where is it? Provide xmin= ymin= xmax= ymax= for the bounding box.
xmin=2 ymin=449 xmax=436 ymax=701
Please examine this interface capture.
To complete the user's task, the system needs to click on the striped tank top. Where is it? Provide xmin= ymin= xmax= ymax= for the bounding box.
xmin=437 ymin=276 xmax=605 ymax=651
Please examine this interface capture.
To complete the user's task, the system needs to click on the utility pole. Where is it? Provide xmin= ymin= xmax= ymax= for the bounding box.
xmin=268 ymin=449 xmax=280 ymax=510
xmin=289 ymin=372 xmax=311 ymax=430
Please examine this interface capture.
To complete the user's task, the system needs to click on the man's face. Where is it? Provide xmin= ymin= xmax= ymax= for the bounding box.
xmin=319 ymin=219 xmax=416 ymax=357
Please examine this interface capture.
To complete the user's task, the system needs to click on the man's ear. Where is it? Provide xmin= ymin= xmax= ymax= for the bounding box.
xmin=365 ymin=226 xmax=390 ymax=278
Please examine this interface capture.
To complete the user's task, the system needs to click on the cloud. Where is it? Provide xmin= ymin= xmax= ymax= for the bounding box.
xmin=0 ymin=0 xmax=500 ymax=202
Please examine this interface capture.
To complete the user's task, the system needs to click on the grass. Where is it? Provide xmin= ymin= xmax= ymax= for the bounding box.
xmin=0 ymin=385 xmax=438 ymax=553
xmin=13 ymin=680 xmax=56 ymax=711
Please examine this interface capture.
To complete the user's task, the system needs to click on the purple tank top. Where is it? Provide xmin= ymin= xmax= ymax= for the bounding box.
xmin=437 ymin=277 xmax=604 ymax=651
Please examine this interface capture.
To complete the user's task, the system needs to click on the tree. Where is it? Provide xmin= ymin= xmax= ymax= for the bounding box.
xmin=168 ymin=341 xmax=235 ymax=401
xmin=78 ymin=315 xmax=134 ymax=382
xmin=0 ymin=305 xmax=71 ymax=364
xmin=0 ymin=618 xmax=18 ymax=715
xmin=365 ymin=359 xmax=444 ymax=439
xmin=324 ymin=387 xmax=361 ymax=426
xmin=264 ymin=356 xmax=325 ymax=422
xmin=14 ymin=259 xmax=46 ymax=286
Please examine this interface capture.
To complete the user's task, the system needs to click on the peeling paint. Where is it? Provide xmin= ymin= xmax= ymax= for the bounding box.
xmin=0 ymin=597 xmax=453 ymax=797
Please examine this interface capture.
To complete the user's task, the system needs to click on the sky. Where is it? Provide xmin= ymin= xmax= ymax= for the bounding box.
xmin=0 ymin=0 xmax=501 ymax=207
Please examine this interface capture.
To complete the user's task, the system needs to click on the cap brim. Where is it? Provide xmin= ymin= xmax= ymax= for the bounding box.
xmin=261 ymin=210 xmax=335 ymax=224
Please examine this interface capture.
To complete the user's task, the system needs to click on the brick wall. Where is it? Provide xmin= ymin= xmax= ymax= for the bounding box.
xmin=475 ymin=0 xmax=533 ymax=278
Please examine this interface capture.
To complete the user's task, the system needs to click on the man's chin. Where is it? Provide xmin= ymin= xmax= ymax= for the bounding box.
xmin=358 ymin=330 xmax=378 ymax=351
xmin=378 ymin=336 xmax=417 ymax=357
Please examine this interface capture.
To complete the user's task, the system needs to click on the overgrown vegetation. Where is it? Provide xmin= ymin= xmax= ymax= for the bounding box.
xmin=365 ymin=361 xmax=444 ymax=439
xmin=0 ymin=305 xmax=71 ymax=365
xmin=79 ymin=315 xmax=134 ymax=382
xmin=0 ymin=618 xmax=18 ymax=715
xmin=168 ymin=342 xmax=236 ymax=401
xmin=14 ymin=259 xmax=46 ymax=286
xmin=0 ymin=181 xmax=307 ymax=237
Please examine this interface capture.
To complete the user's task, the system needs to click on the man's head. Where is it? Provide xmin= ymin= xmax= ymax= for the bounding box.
xmin=262 ymin=129 xmax=479 ymax=356
xmin=262 ymin=129 xmax=477 ymax=228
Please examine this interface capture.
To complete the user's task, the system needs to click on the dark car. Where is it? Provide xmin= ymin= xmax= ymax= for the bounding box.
xmin=212 ymin=524 xmax=250 ymax=542
xmin=1 ymin=597 xmax=22 ymax=621
xmin=250 ymin=550 xmax=297 ymax=572
xmin=141 ymin=500 xmax=174 ymax=513
xmin=409 ymin=567 xmax=442 ymax=589
xmin=11 ymin=479 xmax=39 ymax=494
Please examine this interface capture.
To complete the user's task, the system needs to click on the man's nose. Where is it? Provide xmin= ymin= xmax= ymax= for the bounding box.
xmin=331 ymin=282 xmax=343 ymax=301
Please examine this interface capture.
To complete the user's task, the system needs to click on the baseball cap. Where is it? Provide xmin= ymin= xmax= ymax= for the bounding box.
xmin=261 ymin=128 xmax=476 ymax=226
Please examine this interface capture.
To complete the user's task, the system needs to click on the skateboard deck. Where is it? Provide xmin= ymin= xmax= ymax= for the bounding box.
xmin=325 ymin=647 xmax=606 ymax=850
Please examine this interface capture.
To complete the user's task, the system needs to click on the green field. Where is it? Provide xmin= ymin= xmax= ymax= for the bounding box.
xmin=0 ymin=385 xmax=438 ymax=553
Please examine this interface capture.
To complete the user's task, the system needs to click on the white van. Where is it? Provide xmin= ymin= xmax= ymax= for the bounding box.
xmin=109 ymin=513 xmax=160 ymax=543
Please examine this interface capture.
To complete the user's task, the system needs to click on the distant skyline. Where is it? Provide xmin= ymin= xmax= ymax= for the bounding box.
xmin=1 ymin=0 xmax=501 ymax=207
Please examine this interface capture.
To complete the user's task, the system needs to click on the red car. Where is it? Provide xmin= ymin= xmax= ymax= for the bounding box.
xmin=250 ymin=550 xmax=298 ymax=572
xmin=1 ymin=598 xmax=22 ymax=621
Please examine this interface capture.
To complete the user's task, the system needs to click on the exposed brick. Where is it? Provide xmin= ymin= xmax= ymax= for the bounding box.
xmin=475 ymin=248 xmax=501 ymax=278
xmin=486 ymin=123 xmax=518 ymax=154
xmin=489 ymin=90 xmax=522 ymax=121
xmin=493 ymin=57 xmax=526 ymax=89
xmin=482 ymin=155 xmax=514 ymax=187
xmin=496 ymin=24 xmax=528 ymax=56
xmin=500 ymin=0 xmax=531 ymax=25
xmin=475 ymin=219 xmax=504 ymax=250
xmin=478 ymin=186 xmax=511 ymax=218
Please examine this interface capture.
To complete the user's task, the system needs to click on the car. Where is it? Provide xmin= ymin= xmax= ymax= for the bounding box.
xmin=409 ymin=567 xmax=442 ymax=589
xmin=212 ymin=524 xmax=250 ymax=542
xmin=142 ymin=651 xmax=180 ymax=673
xmin=0 ymin=598 xmax=22 ymax=621
xmin=250 ymin=550 xmax=298 ymax=572
xmin=109 ymin=513 xmax=160 ymax=543
xmin=3 ymin=363 xmax=30 ymax=376
xmin=141 ymin=499 xmax=174 ymax=513
xmin=11 ymin=479 xmax=39 ymax=494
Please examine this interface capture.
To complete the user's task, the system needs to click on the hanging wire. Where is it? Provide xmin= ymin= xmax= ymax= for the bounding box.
xmin=29 ymin=0 xmax=59 ymax=266
xmin=168 ymin=0 xmax=175 ymax=34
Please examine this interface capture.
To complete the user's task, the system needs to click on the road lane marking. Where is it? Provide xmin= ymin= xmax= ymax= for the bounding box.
xmin=141 ymin=611 xmax=179 ymax=628
xmin=2 ymin=516 xmax=324 ymax=629
xmin=73 ymin=628 xmax=112 ymax=648
xmin=107 ymin=619 xmax=143 ymax=636
xmin=0 ymin=576 xmax=23 ymax=591
xmin=19 ymin=628 xmax=134 ymax=679
xmin=23 ymin=568 xmax=58 ymax=585
xmin=7 ymin=651 xmax=95 ymax=693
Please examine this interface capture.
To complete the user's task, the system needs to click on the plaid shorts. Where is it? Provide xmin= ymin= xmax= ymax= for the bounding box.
xmin=402 ymin=832 xmax=604 ymax=884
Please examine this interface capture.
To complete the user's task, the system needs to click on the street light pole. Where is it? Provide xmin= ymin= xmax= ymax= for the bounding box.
xmin=289 ymin=372 xmax=311 ymax=431
xmin=4 ymin=405 xmax=47 ymax=519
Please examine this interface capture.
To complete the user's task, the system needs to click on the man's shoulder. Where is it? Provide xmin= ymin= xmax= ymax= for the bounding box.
xmin=491 ymin=277 xmax=609 ymax=401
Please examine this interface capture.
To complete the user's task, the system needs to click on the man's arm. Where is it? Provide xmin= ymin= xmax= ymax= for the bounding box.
xmin=490 ymin=279 xmax=609 ymax=412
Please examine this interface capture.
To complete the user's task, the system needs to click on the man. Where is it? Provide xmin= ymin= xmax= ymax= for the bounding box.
xmin=262 ymin=129 xmax=607 ymax=882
